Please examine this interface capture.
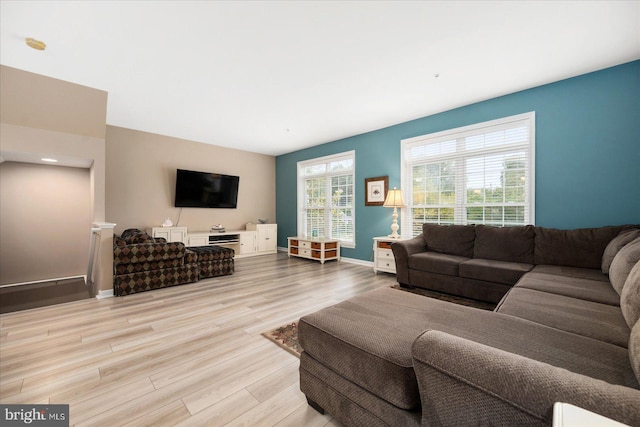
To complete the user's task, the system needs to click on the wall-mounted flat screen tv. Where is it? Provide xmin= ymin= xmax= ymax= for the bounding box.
xmin=174 ymin=169 xmax=239 ymax=208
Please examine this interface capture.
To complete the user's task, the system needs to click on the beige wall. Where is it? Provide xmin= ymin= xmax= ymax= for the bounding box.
xmin=0 ymin=65 xmax=108 ymax=223
xmin=0 ymin=65 xmax=107 ymax=139
xmin=106 ymin=126 xmax=276 ymax=234
xmin=0 ymin=66 xmax=111 ymax=291
xmin=0 ymin=123 xmax=106 ymax=222
xmin=0 ymin=162 xmax=91 ymax=285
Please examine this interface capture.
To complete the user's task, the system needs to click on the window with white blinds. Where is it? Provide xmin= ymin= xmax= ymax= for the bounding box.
xmin=401 ymin=113 xmax=535 ymax=236
xmin=297 ymin=151 xmax=355 ymax=247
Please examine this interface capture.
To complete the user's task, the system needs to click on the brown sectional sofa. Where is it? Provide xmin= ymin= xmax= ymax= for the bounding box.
xmin=391 ymin=223 xmax=635 ymax=303
xmin=113 ymin=228 xmax=234 ymax=296
xmin=298 ymin=224 xmax=640 ymax=426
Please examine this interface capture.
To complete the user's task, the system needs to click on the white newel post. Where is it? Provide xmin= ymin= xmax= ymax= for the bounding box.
xmin=92 ymin=222 xmax=116 ymax=298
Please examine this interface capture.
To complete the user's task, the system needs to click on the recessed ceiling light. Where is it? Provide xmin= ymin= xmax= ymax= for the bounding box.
xmin=26 ymin=37 xmax=46 ymax=51
xmin=41 ymin=158 xmax=58 ymax=163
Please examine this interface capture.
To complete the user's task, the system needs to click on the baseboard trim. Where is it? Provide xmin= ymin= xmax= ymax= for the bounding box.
xmin=339 ymin=257 xmax=373 ymax=267
xmin=0 ymin=275 xmax=87 ymax=289
xmin=96 ymin=289 xmax=114 ymax=299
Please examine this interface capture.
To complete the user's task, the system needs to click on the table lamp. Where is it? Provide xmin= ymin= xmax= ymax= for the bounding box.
xmin=383 ymin=187 xmax=405 ymax=238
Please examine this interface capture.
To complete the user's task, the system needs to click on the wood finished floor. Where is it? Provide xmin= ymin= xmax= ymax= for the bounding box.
xmin=0 ymin=253 xmax=397 ymax=426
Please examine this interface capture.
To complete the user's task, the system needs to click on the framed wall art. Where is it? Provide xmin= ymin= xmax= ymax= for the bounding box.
xmin=365 ymin=176 xmax=388 ymax=206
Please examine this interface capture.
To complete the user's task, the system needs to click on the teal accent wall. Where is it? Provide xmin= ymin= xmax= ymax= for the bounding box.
xmin=276 ymin=61 xmax=640 ymax=262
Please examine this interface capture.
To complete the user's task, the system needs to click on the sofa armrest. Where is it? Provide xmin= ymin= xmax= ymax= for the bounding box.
xmin=114 ymin=241 xmax=186 ymax=265
xmin=412 ymin=330 xmax=640 ymax=427
xmin=391 ymin=235 xmax=426 ymax=284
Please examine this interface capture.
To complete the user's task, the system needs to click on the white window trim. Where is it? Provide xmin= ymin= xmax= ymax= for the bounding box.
xmin=297 ymin=150 xmax=356 ymax=248
xmin=401 ymin=112 xmax=535 ymax=236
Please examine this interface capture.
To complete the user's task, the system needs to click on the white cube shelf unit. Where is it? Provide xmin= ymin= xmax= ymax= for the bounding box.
xmin=287 ymin=237 xmax=340 ymax=264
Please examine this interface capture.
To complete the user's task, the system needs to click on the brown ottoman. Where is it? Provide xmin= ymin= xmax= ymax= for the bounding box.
xmin=187 ymin=246 xmax=234 ymax=279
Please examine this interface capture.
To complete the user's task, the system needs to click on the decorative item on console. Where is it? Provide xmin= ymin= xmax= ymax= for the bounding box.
xmin=211 ymin=224 xmax=226 ymax=233
xmin=161 ymin=218 xmax=173 ymax=227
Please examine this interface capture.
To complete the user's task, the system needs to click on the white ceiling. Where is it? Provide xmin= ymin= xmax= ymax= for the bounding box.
xmin=1 ymin=1 xmax=639 ymax=156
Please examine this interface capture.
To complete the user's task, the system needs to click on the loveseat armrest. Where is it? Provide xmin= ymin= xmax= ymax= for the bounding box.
xmin=114 ymin=241 xmax=186 ymax=265
xmin=391 ymin=236 xmax=426 ymax=284
xmin=412 ymin=330 xmax=640 ymax=427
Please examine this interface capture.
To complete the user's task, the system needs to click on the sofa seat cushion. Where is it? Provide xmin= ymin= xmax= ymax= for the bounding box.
xmin=115 ymin=257 xmax=188 ymax=275
xmin=113 ymin=264 xmax=199 ymax=296
xmin=299 ymin=288 xmax=639 ymax=412
xmin=299 ymin=288 xmax=436 ymax=410
xmin=496 ymin=287 xmax=630 ymax=348
xmin=516 ymin=272 xmax=620 ymax=306
xmin=408 ymin=252 xmax=469 ymax=276
xmin=187 ymin=245 xmax=235 ymax=262
xmin=531 ymin=264 xmax=610 ymax=282
xmin=459 ymin=259 xmax=533 ymax=286
xmin=114 ymin=241 xmax=186 ymax=265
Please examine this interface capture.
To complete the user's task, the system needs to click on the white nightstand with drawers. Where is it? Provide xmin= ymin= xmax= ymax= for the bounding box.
xmin=373 ymin=236 xmax=408 ymax=274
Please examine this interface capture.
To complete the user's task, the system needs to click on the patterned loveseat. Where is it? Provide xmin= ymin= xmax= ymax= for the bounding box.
xmin=113 ymin=229 xmax=199 ymax=296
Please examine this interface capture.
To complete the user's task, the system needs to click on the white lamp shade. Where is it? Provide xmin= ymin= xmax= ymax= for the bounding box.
xmin=383 ymin=188 xmax=405 ymax=208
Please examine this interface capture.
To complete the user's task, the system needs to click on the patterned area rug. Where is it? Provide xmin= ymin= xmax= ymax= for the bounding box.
xmin=262 ymin=322 xmax=301 ymax=357
xmin=390 ymin=284 xmax=497 ymax=311
xmin=263 ymin=285 xmax=497 ymax=358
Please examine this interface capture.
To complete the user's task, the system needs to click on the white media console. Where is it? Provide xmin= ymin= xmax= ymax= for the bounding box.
xmin=148 ymin=224 xmax=277 ymax=258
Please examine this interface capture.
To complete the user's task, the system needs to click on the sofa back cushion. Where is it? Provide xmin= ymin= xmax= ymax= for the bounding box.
xmin=610 ymin=237 xmax=640 ymax=296
xmin=121 ymin=228 xmax=143 ymax=240
xmin=602 ymin=228 xmax=640 ymax=274
xmin=422 ymin=224 xmax=475 ymax=258
xmin=121 ymin=228 xmax=155 ymax=244
xmin=473 ymin=225 xmax=534 ymax=263
xmin=621 ymin=260 xmax=640 ymax=328
xmin=534 ymin=226 xmax=630 ymax=269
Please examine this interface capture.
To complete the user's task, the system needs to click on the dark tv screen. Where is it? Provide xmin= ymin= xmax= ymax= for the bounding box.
xmin=174 ymin=169 xmax=239 ymax=208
